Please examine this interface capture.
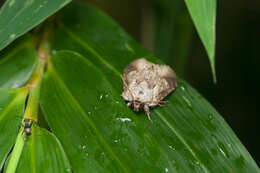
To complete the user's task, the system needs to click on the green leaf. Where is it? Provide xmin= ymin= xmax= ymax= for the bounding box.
xmin=41 ymin=2 xmax=259 ymax=172
xmin=0 ymin=35 xmax=37 ymax=88
xmin=13 ymin=127 xmax=72 ymax=173
xmin=0 ymin=87 xmax=27 ymax=170
xmin=0 ymin=0 xmax=71 ymax=51
xmin=184 ymin=0 xmax=216 ymax=81
xmin=41 ymin=49 xmax=259 ymax=172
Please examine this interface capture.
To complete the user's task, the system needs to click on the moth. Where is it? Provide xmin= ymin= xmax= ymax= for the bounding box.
xmin=121 ymin=58 xmax=178 ymax=121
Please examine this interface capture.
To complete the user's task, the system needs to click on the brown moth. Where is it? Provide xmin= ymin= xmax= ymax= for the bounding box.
xmin=121 ymin=58 xmax=178 ymax=122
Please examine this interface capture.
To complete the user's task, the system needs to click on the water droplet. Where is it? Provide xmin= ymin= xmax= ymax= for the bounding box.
xmin=168 ymin=145 xmax=176 ymax=151
xmin=9 ymin=34 xmax=16 ymax=39
xmin=219 ymin=148 xmax=226 ymax=157
xmin=88 ymin=112 xmax=91 ymax=115
xmin=99 ymin=94 xmax=103 ymax=100
xmin=180 ymin=86 xmax=185 ymax=91
xmin=105 ymin=94 xmax=109 ymax=98
xmin=165 ymin=168 xmax=169 ymax=172
xmin=182 ymin=96 xmax=192 ymax=108
xmin=208 ymin=113 xmax=215 ymax=123
xmin=116 ymin=117 xmax=131 ymax=122
xmin=78 ymin=144 xmax=86 ymax=150
xmin=78 ymin=144 xmax=89 ymax=158
xmin=114 ymin=139 xmax=119 ymax=143
xmin=115 ymin=101 xmax=120 ymax=104
xmin=208 ymin=113 xmax=213 ymax=120
xmin=66 ymin=168 xmax=71 ymax=172
xmin=218 ymin=142 xmax=229 ymax=158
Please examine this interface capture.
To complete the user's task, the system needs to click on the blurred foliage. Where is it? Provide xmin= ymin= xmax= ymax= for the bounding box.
xmin=152 ymin=0 xmax=193 ymax=76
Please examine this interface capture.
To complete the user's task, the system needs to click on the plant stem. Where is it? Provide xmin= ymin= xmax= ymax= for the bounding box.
xmin=25 ymin=33 xmax=50 ymax=122
xmin=5 ymin=35 xmax=50 ymax=173
xmin=24 ymin=58 xmax=45 ymax=122
xmin=5 ymin=130 xmax=25 ymax=173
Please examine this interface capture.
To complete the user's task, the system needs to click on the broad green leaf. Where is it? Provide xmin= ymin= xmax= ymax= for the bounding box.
xmin=12 ymin=127 xmax=72 ymax=173
xmin=0 ymin=35 xmax=36 ymax=88
xmin=184 ymin=0 xmax=216 ymax=81
xmin=0 ymin=0 xmax=71 ymax=51
xmin=41 ymin=50 xmax=259 ymax=172
xmin=41 ymin=2 xmax=259 ymax=172
xmin=0 ymin=87 xmax=27 ymax=170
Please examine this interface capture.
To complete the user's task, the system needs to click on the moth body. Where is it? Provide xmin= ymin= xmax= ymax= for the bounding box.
xmin=122 ymin=58 xmax=178 ymax=121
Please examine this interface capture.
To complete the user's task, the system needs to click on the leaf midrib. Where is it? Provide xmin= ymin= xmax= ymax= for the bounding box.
xmin=60 ymin=24 xmax=210 ymax=172
xmin=48 ymin=64 xmax=129 ymax=173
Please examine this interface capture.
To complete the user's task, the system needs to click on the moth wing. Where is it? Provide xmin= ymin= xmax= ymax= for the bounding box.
xmin=123 ymin=58 xmax=150 ymax=84
xmin=158 ymin=65 xmax=178 ymax=100
xmin=124 ymin=58 xmax=149 ymax=72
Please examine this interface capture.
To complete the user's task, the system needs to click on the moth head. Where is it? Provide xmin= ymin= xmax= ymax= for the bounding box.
xmin=133 ymin=101 xmax=142 ymax=112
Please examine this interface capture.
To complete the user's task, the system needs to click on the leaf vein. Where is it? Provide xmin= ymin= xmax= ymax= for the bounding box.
xmin=49 ymin=65 xmax=129 ymax=173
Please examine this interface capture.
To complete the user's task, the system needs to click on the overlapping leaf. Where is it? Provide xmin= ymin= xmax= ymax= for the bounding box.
xmin=0 ymin=36 xmax=36 ymax=88
xmin=14 ymin=127 xmax=72 ymax=173
xmin=184 ymin=0 xmax=217 ymax=80
xmin=0 ymin=0 xmax=71 ymax=51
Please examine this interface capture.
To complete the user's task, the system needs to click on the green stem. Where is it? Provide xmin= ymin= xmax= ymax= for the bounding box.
xmin=5 ymin=130 xmax=25 ymax=173
xmin=5 ymin=37 xmax=49 ymax=173
xmin=25 ymin=58 xmax=45 ymax=122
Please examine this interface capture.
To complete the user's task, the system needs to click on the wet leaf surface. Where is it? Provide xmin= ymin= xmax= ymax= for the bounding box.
xmin=14 ymin=126 xmax=72 ymax=173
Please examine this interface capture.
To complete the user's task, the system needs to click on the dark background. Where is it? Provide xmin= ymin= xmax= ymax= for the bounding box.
xmin=87 ymin=0 xmax=260 ymax=166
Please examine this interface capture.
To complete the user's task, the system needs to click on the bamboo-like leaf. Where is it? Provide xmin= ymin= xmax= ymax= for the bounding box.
xmin=0 ymin=36 xmax=36 ymax=88
xmin=0 ymin=0 xmax=71 ymax=51
xmin=13 ymin=127 xmax=72 ymax=173
xmin=184 ymin=0 xmax=217 ymax=81
xmin=41 ymin=2 xmax=259 ymax=172
xmin=44 ymin=2 xmax=259 ymax=172
xmin=41 ymin=48 xmax=259 ymax=172
xmin=0 ymin=88 xmax=27 ymax=170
